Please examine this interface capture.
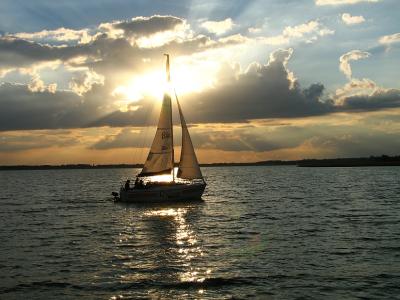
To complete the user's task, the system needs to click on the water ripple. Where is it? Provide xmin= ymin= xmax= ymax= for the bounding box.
xmin=1 ymin=166 xmax=400 ymax=299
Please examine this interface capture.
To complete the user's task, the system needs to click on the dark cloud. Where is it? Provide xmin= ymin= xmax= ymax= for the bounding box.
xmin=0 ymin=53 xmax=395 ymax=132
xmin=0 ymin=29 xmax=239 ymax=97
xmin=340 ymin=88 xmax=400 ymax=111
xmin=91 ymin=123 xmax=186 ymax=150
xmin=112 ymin=15 xmax=184 ymax=37
xmin=0 ymin=34 xmax=128 ymax=70
xmin=0 ymin=82 xmax=112 ymax=130
xmin=1 ymin=14 xmax=400 ymax=132
xmin=91 ymin=127 xmax=144 ymax=149
xmin=2 ymin=43 xmax=400 ymax=132
xmin=90 ymin=124 xmax=311 ymax=152
xmin=92 ymin=48 xmax=334 ymax=127
xmin=89 ymin=108 xmax=149 ymax=128
xmin=0 ymin=130 xmax=77 ymax=152
xmin=308 ymin=131 xmax=400 ymax=158
xmin=0 ymin=14 xmax=236 ymax=75
xmin=0 ymin=35 xmax=106 ymax=72
xmin=0 ymin=37 xmax=61 ymax=68
xmin=190 ymin=125 xmax=315 ymax=152
xmin=183 ymin=78 xmax=331 ymax=123
xmin=193 ymin=122 xmax=400 ymax=155
xmin=88 ymin=118 xmax=400 ymax=158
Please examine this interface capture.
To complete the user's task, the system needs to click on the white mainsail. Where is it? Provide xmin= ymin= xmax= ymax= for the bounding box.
xmin=176 ymin=94 xmax=203 ymax=180
xmin=139 ymin=92 xmax=174 ymax=176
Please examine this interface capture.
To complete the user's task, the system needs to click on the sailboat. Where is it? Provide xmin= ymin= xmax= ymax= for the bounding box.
xmin=115 ymin=54 xmax=206 ymax=202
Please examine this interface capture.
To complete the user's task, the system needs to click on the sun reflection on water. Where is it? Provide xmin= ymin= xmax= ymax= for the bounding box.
xmin=144 ymin=207 xmax=212 ymax=284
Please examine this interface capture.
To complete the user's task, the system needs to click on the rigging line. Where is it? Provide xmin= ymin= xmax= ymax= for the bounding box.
xmin=173 ymin=87 xmax=184 ymax=125
xmin=173 ymin=87 xmax=184 ymax=148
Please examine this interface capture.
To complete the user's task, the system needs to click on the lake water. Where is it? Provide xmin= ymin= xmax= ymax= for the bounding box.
xmin=1 ymin=166 xmax=400 ymax=299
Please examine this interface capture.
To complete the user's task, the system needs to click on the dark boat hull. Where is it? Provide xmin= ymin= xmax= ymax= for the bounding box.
xmin=118 ymin=183 xmax=206 ymax=203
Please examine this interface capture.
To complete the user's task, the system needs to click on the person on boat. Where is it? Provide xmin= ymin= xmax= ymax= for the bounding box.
xmin=125 ymin=180 xmax=130 ymax=190
xmin=139 ymin=179 xmax=145 ymax=189
xmin=134 ymin=178 xmax=145 ymax=189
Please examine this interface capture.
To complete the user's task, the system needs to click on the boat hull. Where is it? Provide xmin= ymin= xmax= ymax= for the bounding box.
xmin=118 ymin=183 xmax=206 ymax=203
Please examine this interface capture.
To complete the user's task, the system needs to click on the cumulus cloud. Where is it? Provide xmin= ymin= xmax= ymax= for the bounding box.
xmin=3 ymin=43 xmax=399 ymax=132
xmin=1 ymin=12 xmax=399 ymax=161
xmin=0 ymin=19 xmax=244 ymax=85
xmin=248 ymin=27 xmax=262 ymax=34
xmin=1 ymin=14 xmax=400 ymax=133
xmin=284 ymin=21 xmax=321 ymax=37
xmin=259 ymin=20 xmax=334 ymax=45
xmin=339 ymin=50 xmax=370 ymax=79
xmin=170 ymin=48 xmax=332 ymax=122
xmin=13 ymin=27 xmax=92 ymax=44
xmin=316 ymin=0 xmax=380 ymax=5
xmin=200 ymin=18 xmax=234 ymax=35
xmin=0 ymin=16 xmax=332 ymax=92
xmin=28 ymin=74 xmax=57 ymax=93
xmin=334 ymin=50 xmax=400 ymax=113
xmin=379 ymin=32 xmax=400 ymax=46
xmin=0 ymin=15 xmax=248 ymax=132
xmin=69 ymin=70 xmax=104 ymax=96
xmin=335 ymin=78 xmax=376 ymax=101
xmin=341 ymin=13 xmax=366 ymax=25
xmin=89 ymin=48 xmax=334 ymax=128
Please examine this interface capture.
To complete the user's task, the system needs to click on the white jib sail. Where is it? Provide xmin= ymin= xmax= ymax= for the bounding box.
xmin=140 ymin=93 xmax=174 ymax=176
xmin=176 ymin=96 xmax=203 ymax=180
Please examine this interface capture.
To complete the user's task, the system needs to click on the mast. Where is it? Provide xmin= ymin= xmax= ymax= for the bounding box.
xmin=164 ymin=53 xmax=175 ymax=182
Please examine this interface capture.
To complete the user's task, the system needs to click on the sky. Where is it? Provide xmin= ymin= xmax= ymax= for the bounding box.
xmin=0 ymin=0 xmax=399 ymax=165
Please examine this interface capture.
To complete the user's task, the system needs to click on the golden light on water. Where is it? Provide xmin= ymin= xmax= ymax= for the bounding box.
xmin=144 ymin=207 xmax=212 ymax=284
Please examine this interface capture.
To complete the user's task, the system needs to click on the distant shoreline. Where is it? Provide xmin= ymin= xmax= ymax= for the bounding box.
xmin=1 ymin=155 xmax=399 ymax=170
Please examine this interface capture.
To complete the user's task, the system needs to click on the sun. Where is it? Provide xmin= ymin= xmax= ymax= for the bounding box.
xmin=112 ymin=57 xmax=219 ymax=110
